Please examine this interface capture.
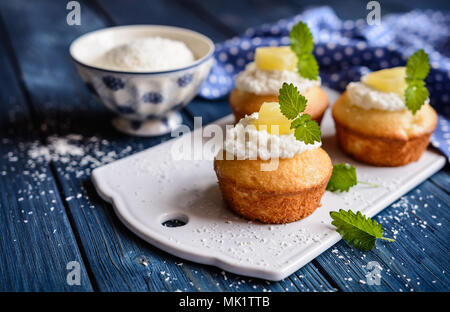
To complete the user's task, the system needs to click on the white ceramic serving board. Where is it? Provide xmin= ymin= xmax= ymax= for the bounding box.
xmin=92 ymin=88 xmax=446 ymax=281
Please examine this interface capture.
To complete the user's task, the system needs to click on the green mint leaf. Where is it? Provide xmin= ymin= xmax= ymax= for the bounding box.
xmin=405 ymin=81 xmax=429 ymax=115
xmin=278 ymin=83 xmax=307 ymax=119
xmin=289 ymin=21 xmax=319 ymax=80
xmin=406 ymin=49 xmax=430 ymax=81
xmin=294 ymin=117 xmax=321 ymax=144
xmin=290 ymin=21 xmax=314 ymax=55
xmin=290 ymin=114 xmax=311 ymax=129
xmin=330 ymin=209 xmax=395 ymax=251
xmin=327 ymin=163 xmax=357 ymax=192
xmin=297 ymin=54 xmax=319 ymax=80
xmin=405 ymin=49 xmax=430 ymax=115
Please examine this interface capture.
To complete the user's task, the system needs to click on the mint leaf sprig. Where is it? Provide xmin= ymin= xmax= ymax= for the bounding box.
xmin=278 ymin=83 xmax=321 ymax=144
xmin=326 ymin=163 xmax=379 ymax=192
xmin=330 ymin=209 xmax=395 ymax=251
xmin=405 ymin=49 xmax=430 ymax=115
xmin=289 ymin=21 xmax=319 ymax=80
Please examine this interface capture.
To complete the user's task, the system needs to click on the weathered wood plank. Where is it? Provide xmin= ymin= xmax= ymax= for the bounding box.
xmin=429 ymin=166 xmax=450 ymax=194
xmin=2 ymin=0 xmax=447 ymax=292
xmin=183 ymin=0 xmax=450 ymax=292
xmin=0 ymin=13 xmax=93 ymax=291
xmin=95 ymin=0 xmax=230 ymax=42
xmin=0 ymin=0 xmax=197 ymax=291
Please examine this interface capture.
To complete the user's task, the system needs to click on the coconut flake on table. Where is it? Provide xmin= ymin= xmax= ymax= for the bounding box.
xmin=96 ymin=37 xmax=195 ymax=72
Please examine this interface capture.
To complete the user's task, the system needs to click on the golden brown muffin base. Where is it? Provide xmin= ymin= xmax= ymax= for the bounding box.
xmin=334 ymin=120 xmax=433 ymax=166
xmin=214 ymin=148 xmax=332 ymax=224
xmin=229 ymin=86 xmax=329 ymax=124
xmin=332 ymin=93 xmax=437 ymax=166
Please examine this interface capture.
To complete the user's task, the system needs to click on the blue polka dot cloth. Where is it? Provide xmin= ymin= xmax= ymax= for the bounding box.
xmin=200 ymin=7 xmax=450 ymax=160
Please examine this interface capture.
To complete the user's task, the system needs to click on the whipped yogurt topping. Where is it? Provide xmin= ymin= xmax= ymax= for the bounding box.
xmin=346 ymin=82 xmax=407 ymax=111
xmin=223 ymin=113 xmax=321 ymax=160
xmin=235 ymin=62 xmax=321 ymax=95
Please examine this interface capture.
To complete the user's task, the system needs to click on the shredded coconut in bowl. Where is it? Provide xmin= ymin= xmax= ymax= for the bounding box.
xmin=96 ymin=37 xmax=195 ymax=72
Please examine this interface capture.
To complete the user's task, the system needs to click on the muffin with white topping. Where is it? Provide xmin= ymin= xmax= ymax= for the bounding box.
xmin=332 ymin=49 xmax=437 ymax=166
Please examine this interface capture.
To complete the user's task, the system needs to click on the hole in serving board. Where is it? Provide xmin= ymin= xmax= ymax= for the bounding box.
xmin=160 ymin=213 xmax=188 ymax=228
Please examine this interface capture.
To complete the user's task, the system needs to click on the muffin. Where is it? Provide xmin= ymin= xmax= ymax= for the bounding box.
xmin=230 ymin=23 xmax=329 ymax=124
xmin=332 ymin=60 xmax=437 ymax=166
xmin=214 ymin=147 xmax=332 ymax=224
xmin=215 ymin=87 xmax=332 ymax=224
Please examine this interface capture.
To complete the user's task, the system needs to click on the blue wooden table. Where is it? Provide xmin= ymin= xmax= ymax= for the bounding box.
xmin=0 ymin=0 xmax=448 ymax=292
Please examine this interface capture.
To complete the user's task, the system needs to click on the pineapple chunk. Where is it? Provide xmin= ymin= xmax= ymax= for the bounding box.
xmin=362 ymin=67 xmax=407 ymax=96
xmin=255 ymin=46 xmax=298 ymax=72
xmin=254 ymin=102 xmax=294 ymax=135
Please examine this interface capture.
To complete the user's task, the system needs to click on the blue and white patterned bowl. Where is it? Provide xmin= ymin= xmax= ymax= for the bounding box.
xmin=70 ymin=25 xmax=214 ymax=136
